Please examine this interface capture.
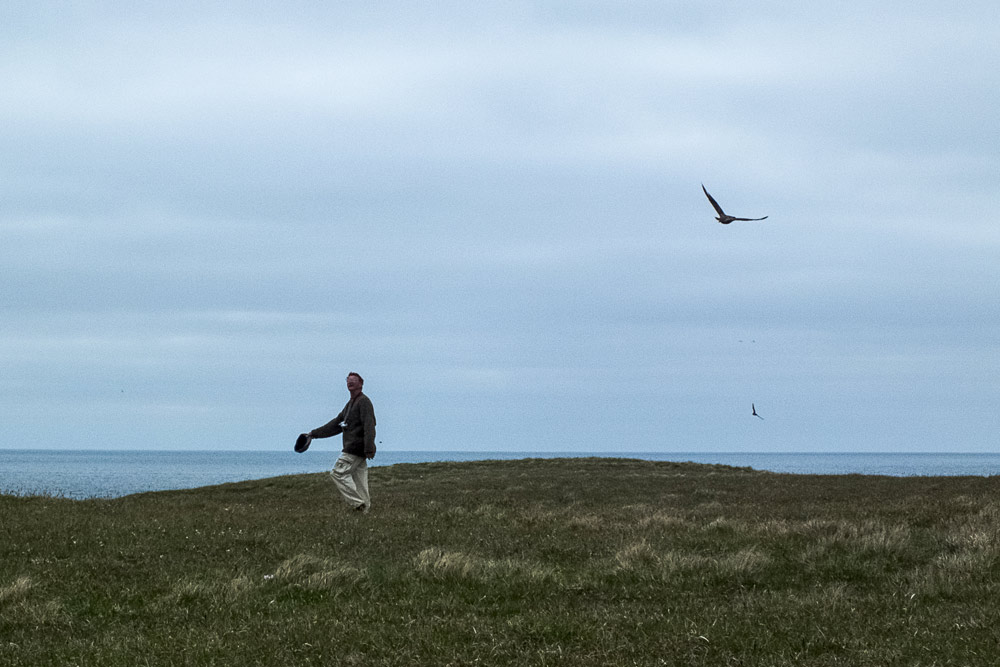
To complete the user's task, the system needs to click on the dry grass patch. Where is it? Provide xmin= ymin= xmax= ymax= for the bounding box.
xmin=614 ymin=541 xmax=771 ymax=581
xmin=0 ymin=575 xmax=66 ymax=627
xmin=639 ymin=510 xmax=688 ymax=531
xmin=274 ymin=553 xmax=367 ymax=591
xmin=0 ymin=575 xmax=33 ymax=606
xmin=414 ymin=547 xmax=562 ymax=584
xmin=566 ymin=513 xmax=604 ymax=531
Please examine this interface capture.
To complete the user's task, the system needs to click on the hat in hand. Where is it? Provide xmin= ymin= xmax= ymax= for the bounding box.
xmin=294 ymin=433 xmax=311 ymax=453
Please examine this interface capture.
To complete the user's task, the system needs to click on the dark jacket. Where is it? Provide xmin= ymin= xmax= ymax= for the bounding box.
xmin=310 ymin=393 xmax=376 ymax=458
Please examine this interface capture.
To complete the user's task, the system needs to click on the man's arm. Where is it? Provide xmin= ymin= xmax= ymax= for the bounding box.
xmin=309 ymin=407 xmax=346 ymax=439
xmin=361 ymin=397 xmax=376 ymax=458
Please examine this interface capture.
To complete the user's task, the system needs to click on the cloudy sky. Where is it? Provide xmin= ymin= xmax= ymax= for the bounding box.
xmin=3 ymin=2 xmax=998 ymax=453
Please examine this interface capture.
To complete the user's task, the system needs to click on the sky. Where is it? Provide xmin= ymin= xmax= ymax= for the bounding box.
xmin=2 ymin=2 xmax=998 ymax=453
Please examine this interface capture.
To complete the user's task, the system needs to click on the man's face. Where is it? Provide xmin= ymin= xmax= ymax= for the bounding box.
xmin=346 ymin=375 xmax=361 ymax=393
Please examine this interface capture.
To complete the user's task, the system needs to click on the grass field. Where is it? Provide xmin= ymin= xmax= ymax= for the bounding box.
xmin=2 ymin=457 xmax=999 ymax=665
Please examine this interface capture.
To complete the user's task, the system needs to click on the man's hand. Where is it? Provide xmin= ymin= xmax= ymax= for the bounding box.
xmin=365 ymin=444 xmax=376 ymax=460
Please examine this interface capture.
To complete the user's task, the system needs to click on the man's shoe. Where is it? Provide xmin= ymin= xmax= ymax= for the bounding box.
xmin=354 ymin=503 xmax=367 ymax=512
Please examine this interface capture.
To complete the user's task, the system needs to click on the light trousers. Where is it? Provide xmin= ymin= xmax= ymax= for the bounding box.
xmin=330 ymin=452 xmax=370 ymax=509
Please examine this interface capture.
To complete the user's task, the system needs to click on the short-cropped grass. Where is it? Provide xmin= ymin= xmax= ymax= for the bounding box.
xmin=2 ymin=458 xmax=1000 ymax=665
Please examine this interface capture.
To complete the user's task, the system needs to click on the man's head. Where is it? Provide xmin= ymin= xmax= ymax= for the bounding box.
xmin=346 ymin=372 xmax=364 ymax=394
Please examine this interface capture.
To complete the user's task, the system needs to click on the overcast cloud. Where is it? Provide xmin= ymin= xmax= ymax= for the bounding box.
xmin=2 ymin=1 xmax=998 ymax=452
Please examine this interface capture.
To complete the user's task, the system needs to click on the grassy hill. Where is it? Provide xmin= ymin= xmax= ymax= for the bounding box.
xmin=2 ymin=458 xmax=999 ymax=665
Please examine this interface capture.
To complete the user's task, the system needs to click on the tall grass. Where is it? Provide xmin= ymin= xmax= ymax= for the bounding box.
xmin=2 ymin=458 xmax=1000 ymax=665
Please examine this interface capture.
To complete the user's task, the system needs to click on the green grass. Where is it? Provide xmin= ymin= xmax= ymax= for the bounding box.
xmin=2 ymin=458 xmax=1000 ymax=665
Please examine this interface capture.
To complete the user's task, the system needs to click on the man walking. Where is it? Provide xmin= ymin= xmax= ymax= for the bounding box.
xmin=301 ymin=372 xmax=377 ymax=513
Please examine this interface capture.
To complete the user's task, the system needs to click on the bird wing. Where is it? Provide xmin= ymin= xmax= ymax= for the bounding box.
xmin=701 ymin=184 xmax=726 ymax=216
xmin=730 ymin=216 xmax=768 ymax=221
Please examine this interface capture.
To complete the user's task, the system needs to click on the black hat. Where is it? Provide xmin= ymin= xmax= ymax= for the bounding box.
xmin=294 ymin=433 xmax=311 ymax=453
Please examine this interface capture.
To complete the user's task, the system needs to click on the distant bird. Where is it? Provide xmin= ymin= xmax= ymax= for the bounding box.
xmin=752 ymin=404 xmax=764 ymax=420
xmin=702 ymin=184 xmax=768 ymax=224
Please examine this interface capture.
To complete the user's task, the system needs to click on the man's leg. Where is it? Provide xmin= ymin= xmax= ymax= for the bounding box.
xmin=352 ymin=460 xmax=370 ymax=510
xmin=330 ymin=453 xmax=366 ymax=509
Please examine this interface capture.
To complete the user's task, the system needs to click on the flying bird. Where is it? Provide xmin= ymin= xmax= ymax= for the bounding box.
xmin=752 ymin=404 xmax=764 ymax=420
xmin=702 ymin=184 xmax=768 ymax=224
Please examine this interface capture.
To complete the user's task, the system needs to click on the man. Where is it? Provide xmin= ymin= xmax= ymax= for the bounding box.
xmin=301 ymin=372 xmax=377 ymax=513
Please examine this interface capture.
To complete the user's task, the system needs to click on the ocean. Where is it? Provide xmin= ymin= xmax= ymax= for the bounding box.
xmin=2 ymin=450 xmax=1000 ymax=500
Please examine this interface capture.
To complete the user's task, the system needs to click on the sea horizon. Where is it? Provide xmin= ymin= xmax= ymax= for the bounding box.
xmin=3 ymin=449 xmax=1000 ymax=500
